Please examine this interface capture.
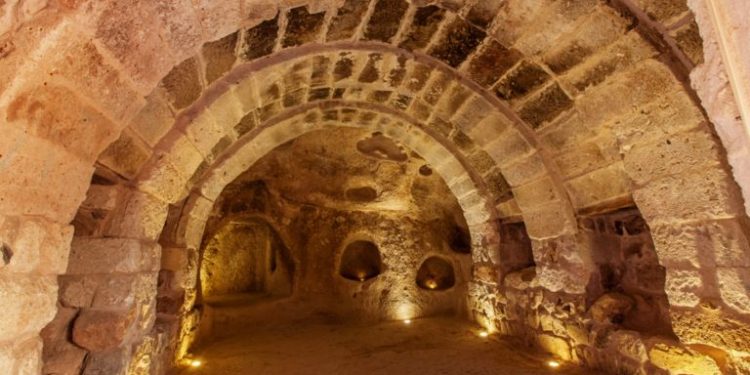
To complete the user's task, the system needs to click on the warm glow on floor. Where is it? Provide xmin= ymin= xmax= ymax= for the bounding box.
xmin=547 ymin=360 xmax=560 ymax=369
xmin=478 ymin=331 xmax=489 ymax=338
xmin=190 ymin=359 xmax=202 ymax=368
xmin=403 ymin=319 xmax=412 ymax=325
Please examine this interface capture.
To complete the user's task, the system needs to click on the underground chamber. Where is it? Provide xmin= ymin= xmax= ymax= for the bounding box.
xmin=1 ymin=0 xmax=747 ymax=374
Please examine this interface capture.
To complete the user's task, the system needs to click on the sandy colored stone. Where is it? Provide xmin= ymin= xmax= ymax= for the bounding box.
xmin=0 ymin=275 xmax=57 ymax=342
xmin=649 ymin=342 xmax=721 ymax=375
xmin=72 ymin=309 xmax=137 ymax=352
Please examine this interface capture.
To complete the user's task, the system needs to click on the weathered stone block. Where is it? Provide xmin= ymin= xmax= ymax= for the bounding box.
xmin=495 ymin=60 xmax=550 ymax=101
xmin=466 ymin=40 xmax=522 ymax=89
xmin=633 ymin=166 xmax=744 ymax=225
xmin=564 ymin=163 xmax=632 ymax=210
xmin=623 ymin=125 xmax=722 ymax=186
xmin=326 ymin=0 xmax=368 ymax=41
xmin=94 ymin=0 xmax=175 ymax=92
xmin=484 ymin=128 xmax=533 ymax=165
xmin=82 ymin=346 xmax=132 ymax=374
xmin=651 ymin=219 xmax=750 ymax=269
xmin=73 ymin=308 xmax=137 ymax=351
xmin=239 ymin=15 xmax=279 ymax=60
xmin=98 ymin=128 xmax=153 ymax=180
xmin=399 ymin=5 xmax=445 ymax=51
xmin=513 ymin=177 xmax=560 ymax=212
xmin=500 ymin=153 xmax=547 ymax=187
xmin=283 ymin=6 xmax=325 ymax=47
xmin=466 ymin=0 xmax=502 ymax=29
xmin=717 ymin=267 xmax=750 ymax=314
xmin=154 ymin=0 xmax=204 ymax=62
xmin=552 ymin=136 xmax=613 ymax=178
xmin=128 ymin=89 xmax=176 ymax=147
xmin=363 ymin=0 xmax=408 ymax=43
xmin=429 ymin=18 xmax=486 ymax=68
xmin=202 ymin=31 xmax=239 ymax=84
xmin=104 ymin=190 xmax=169 ymax=240
xmin=517 ymin=82 xmax=573 ymax=129
xmin=664 ymin=268 xmax=703 ymax=308
xmin=68 ymin=237 xmax=160 ymax=274
xmin=6 ymin=83 xmax=119 ymax=160
xmin=41 ymin=307 xmax=86 ymax=375
xmin=192 ymin=0 xmax=242 ymax=41
xmin=160 ymin=56 xmax=203 ymax=111
xmin=45 ymin=36 xmax=143 ymax=122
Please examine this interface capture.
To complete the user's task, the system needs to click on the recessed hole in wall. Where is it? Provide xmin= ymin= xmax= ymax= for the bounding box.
xmin=220 ymin=180 xmax=270 ymax=215
xmin=449 ymin=225 xmax=471 ymax=254
xmin=356 ymin=132 xmax=408 ymax=162
xmin=200 ymin=218 xmax=294 ymax=297
xmin=499 ymin=222 xmax=535 ymax=273
xmin=339 ymin=240 xmax=383 ymax=282
xmin=416 ymin=256 xmax=455 ymax=290
xmin=345 ymin=186 xmax=378 ymax=202
xmin=583 ymin=207 xmax=674 ymax=337
xmin=419 ymin=165 xmax=432 ymax=176
xmin=90 ymin=172 xmax=116 ymax=186
xmin=1 ymin=243 xmax=12 ymax=265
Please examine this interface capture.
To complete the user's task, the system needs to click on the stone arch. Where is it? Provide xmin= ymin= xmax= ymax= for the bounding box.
xmin=0 ymin=0 xmax=747 ymax=373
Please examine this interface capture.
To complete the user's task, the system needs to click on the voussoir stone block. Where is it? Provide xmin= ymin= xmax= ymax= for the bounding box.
xmin=622 ymin=124 xmax=723 ymax=186
xmin=633 ymin=166 xmax=745 ymax=225
xmin=43 ymin=34 xmax=143 ymax=122
xmin=128 ymin=88 xmax=177 ymax=148
xmin=98 ymin=128 xmax=153 ymax=180
xmin=94 ymin=0 xmax=176 ymax=93
xmin=104 ymin=190 xmax=169 ymax=241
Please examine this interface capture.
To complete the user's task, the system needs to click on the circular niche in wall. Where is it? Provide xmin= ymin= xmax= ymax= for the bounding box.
xmin=339 ymin=240 xmax=383 ymax=282
xmin=416 ymin=257 xmax=456 ymax=291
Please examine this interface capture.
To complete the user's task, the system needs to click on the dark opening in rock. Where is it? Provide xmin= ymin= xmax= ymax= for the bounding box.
xmin=345 ymin=186 xmax=378 ymax=202
xmin=339 ymin=241 xmax=383 ymax=282
xmin=449 ymin=225 xmax=471 ymax=254
xmin=1 ymin=243 xmax=12 ymax=265
xmin=419 ymin=165 xmax=433 ymax=176
xmin=499 ymin=222 xmax=535 ymax=272
xmin=417 ymin=257 xmax=455 ymax=290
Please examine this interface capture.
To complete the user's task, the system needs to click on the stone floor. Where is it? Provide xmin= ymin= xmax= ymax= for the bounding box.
xmin=174 ymin=296 xmax=597 ymax=375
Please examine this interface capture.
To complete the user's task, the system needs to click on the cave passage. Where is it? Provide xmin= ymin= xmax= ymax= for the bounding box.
xmin=176 ymin=129 xmax=567 ymax=374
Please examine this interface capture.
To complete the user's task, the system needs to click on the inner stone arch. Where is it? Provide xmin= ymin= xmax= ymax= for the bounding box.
xmin=173 ymin=126 xmax=479 ymax=358
xmin=7 ymin=0 xmax=748 ymax=373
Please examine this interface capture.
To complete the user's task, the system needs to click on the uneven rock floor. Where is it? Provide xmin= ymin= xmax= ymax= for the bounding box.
xmin=175 ymin=296 xmax=597 ymax=375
